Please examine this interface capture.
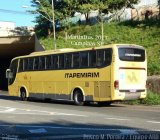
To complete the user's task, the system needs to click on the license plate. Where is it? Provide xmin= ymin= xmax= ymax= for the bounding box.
xmin=130 ymin=89 xmax=136 ymax=93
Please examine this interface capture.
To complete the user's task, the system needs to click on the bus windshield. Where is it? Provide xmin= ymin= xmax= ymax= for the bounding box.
xmin=118 ymin=47 xmax=145 ymax=62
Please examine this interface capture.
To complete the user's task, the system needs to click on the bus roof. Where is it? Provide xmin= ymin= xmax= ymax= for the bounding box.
xmin=12 ymin=44 xmax=144 ymax=60
xmin=30 ymin=48 xmax=76 ymax=55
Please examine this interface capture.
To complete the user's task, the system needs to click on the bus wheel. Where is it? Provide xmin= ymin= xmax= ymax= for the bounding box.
xmin=73 ymin=90 xmax=84 ymax=106
xmin=20 ymin=89 xmax=27 ymax=101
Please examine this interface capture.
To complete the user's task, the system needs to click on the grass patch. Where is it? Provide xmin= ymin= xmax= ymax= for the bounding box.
xmin=143 ymin=91 xmax=160 ymax=105
xmin=124 ymin=91 xmax=160 ymax=105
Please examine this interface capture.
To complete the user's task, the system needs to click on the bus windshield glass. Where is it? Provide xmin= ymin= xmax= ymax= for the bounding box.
xmin=118 ymin=47 xmax=145 ymax=62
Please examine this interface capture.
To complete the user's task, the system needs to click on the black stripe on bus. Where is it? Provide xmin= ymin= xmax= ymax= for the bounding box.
xmin=119 ymin=67 xmax=146 ymax=70
xmin=119 ymin=90 xmax=145 ymax=92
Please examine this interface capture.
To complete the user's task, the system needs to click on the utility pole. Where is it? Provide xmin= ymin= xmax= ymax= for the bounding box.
xmin=101 ymin=17 xmax=104 ymax=45
xmin=51 ymin=0 xmax=56 ymax=50
xmin=35 ymin=0 xmax=56 ymax=50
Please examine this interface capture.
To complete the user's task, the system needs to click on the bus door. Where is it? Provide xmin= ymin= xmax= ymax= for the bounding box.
xmin=94 ymin=48 xmax=112 ymax=100
xmin=94 ymin=77 xmax=111 ymax=100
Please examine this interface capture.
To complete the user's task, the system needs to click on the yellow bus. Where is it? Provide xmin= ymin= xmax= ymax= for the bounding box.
xmin=6 ymin=44 xmax=147 ymax=105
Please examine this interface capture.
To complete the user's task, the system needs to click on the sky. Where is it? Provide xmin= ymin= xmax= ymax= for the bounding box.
xmin=0 ymin=0 xmax=158 ymax=27
xmin=0 ymin=0 xmax=36 ymax=27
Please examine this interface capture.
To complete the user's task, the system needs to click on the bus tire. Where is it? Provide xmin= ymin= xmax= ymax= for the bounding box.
xmin=73 ymin=89 xmax=84 ymax=106
xmin=20 ymin=88 xmax=27 ymax=101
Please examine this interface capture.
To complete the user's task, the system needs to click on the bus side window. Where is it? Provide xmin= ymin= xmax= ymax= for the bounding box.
xmin=28 ymin=58 xmax=34 ymax=71
xmin=46 ymin=55 xmax=52 ymax=69
xmin=19 ymin=59 xmax=24 ymax=72
xmin=89 ymin=51 xmax=96 ymax=67
xmin=73 ymin=53 xmax=79 ymax=68
xmin=97 ymin=50 xmax=104 ymax=67
xmin=59 ymin=54 xmax=64 ymax=69
xmin=39 ymin=56 xmax=45 ymax=70
xmin=34 ymin=57 xmax=39 ymax=70
xmin=64 ymin=53 xmax=72 ymax=69
xmin=24 ymin=58 xmax=28 ymax=71
xmin=53 ymin=55 xmax=58 ymax=69
xmin=104 ymin=49 xmax=112 ymax=66
xmin=80 ymin=51 xmax=88 ymax=68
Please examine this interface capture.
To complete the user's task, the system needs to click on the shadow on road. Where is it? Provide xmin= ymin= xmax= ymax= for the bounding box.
xmin=0 ymin=94 xmax=19 ymax=101
xmin=0 ymin=91 xmax=125 ymax=108
xmin=24 ymin=98 xmax=126 ymax=108
xmin=0 ymin=120 xmax=159 ymax=140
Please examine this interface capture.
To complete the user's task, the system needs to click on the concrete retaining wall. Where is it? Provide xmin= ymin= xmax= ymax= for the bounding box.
xmin=147 ymin=75 xmax=160 ymax=94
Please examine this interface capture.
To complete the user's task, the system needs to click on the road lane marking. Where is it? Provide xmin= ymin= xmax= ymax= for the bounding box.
xmin=25 ymin=109 xmax=88 ymax=117
xmin=147 ymin=121 xmax=160 ymax=124
xmin=4 ymin=108 xmax=16 ymax=112
xmin=53 ymin=112 xmax=87 ymax=117
xmin=3 ymin=112 xmax=87 ymax=117
xmin=0 ymin=107 xmax=16 ymax=113
xmin=0 ymin=106 xmax=87 ymax=117
xmin=105 ymin=118 xmax=130 ymax=121
xmin=0 ymin=111 xmax=87 ymax=117
xmin=17 ymin=108 xmax=88 ymax=117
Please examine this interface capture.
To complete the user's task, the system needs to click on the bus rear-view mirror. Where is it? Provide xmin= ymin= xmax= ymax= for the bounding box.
xmin=6 ymin=69 xmax=13 ymax=79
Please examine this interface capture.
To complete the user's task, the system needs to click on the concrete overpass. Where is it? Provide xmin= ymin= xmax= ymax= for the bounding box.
xmin=0 ymin=35 xmax=44 ymax=90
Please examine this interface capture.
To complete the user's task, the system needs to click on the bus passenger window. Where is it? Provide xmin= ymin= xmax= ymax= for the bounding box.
xmin=97 ymin=50 xmax=104 ymax=67
xmin=39 ymin=57 xmax=45 ymax=70
xmin=28 ymin=58 xmax=34 ymax=70
xmin=73 ymin=53 xmax=79 ymax=68
xmin=65 ymin=54 xmax=72 ymax=69
xmin=59 ymin=55 xmax=64 ymax=69
xmin=104 ymin=49 xmax=112 ymax=66
xmin=80 ymin=52 xmax=88 ymax=67
xmin=19 ymin=59 xmax=24 ymax=72
xmin=89 ymin=51 xmax=96 ymax=67
xmin=24 ymin=59 xmax=28 ymax=71
xmin=53 ymin=55 xmax=58 ymax=69
xmin=46 ymin=55 xmax=52 ymax=69
xmin=34 ymin=57 xmax=39 ymax=70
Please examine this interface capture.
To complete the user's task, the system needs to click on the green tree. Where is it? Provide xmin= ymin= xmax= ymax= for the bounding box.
xmin=31 ymin=0 xmax=139 ymax=36
xmin=77 ymin=0 xmax=139 ymax=23
xmin=30 ymin=0 xmax=51 ymax=36
xmin=30 ymin=0 xmax=67 ymax=36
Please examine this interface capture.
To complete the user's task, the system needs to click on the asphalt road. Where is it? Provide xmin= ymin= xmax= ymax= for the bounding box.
xmin=0 ymin=91 xmax=160 ymax=140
